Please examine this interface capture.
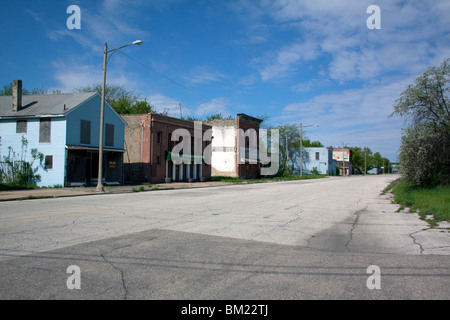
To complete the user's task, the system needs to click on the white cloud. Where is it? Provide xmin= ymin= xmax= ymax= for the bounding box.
xmin=184 ymin=66 xmax=229 ymax=85
xmin=247 ymin=0 xmax=450 ymax=84
xmin=147 ymin=94 xmax=184 ymax=117
xmin=51 ymin=58 xmax=139 ymax=93
xmin=257 ymin=41 xmax=319 ymax=82
xmin=274 ymin=77 xmax=411 ymax=160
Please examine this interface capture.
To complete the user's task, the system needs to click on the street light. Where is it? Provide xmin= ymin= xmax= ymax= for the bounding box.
xmin=299 ymin=123 xmax=319 ymax=178
xmin=96 ymin=40 xmax=143 ymax=192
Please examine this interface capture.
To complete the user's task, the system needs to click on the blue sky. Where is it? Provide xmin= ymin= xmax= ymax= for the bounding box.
xmin=1 ymin=0 xmax=450 ymax=161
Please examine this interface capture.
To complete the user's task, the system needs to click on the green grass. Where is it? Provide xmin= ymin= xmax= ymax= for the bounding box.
xmin=0 ymin=183 xmax=37 ymax=191
xmin=132 ymin=186 xmax=146 ymax=192
xmin=211 ymin=176 xmax=245 ymax=183
xmin=387 ymin=179 xmax=450 ymax=225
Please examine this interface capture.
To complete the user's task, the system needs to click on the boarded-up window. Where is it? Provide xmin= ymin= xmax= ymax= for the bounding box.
xmin=45 ymin=155 xmax=53 ymax=170
xmin=105 ymin=123 xmax=114 ymax=147
xmin=39 ymin=118 xmax=51 ymax=143
xmin=16 ymin=120 xmax=27 ymax=134
xmin=80 ymin=120 xmax=91 ymax=144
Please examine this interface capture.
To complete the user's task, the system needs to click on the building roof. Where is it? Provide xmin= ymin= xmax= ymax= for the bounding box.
xmin=0 ymin=92 xmax=98 ymax=119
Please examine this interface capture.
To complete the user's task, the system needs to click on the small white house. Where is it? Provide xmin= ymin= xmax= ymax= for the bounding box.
xmin=0 ymin=80 xmax=127 ymax=187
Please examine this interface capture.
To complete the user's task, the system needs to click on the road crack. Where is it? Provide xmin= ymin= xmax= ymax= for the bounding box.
xmin=408 ymin=228 xmax=431 ymax=255
xmin=100 ymin=244 xmax=134 ymax=300
xmin=345 ymin=207 xmax=367 ymax=252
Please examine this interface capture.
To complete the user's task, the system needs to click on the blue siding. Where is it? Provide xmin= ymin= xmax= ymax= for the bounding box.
xmin=290 ymin=147 xmax=336 ymax=175
xmin=1 ymin=93 xmax=126 ymax=187
xmin=65 ymin=94 xmax=125 ymax=150
xmin=0 ymin=118 xmax=67 ymax=187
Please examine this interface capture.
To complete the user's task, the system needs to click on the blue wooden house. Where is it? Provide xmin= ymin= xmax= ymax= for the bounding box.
xmin=290 ymin=147 xmax=337 ymax=175
xmin=0 ymin=81 xmax=127 ymax=187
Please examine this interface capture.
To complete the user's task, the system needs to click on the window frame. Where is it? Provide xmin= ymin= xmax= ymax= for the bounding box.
xmin=80 ymin=120 xmax=91 ymax=145
xmin=105 ymin=123 xmax=114 ymax=147
xmin=39 ymin=118 xmax=51 ymax=144
xmin=44 ymin=155 xmax=53 ymax=170
xmin=16 ymin=120 xmax=27 ymax=134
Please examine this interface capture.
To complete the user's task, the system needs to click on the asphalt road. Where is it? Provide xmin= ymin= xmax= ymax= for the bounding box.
xmin=0 ymin=174 xmax=449 ymax=302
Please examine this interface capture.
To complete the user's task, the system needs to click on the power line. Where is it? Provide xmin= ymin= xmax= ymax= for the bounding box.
xmin=118 ymin=51 xmax=240 ymax=113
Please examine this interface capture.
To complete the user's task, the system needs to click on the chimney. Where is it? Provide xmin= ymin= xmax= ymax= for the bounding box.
xmin=12 ymin=80 xmax=22 ymax=112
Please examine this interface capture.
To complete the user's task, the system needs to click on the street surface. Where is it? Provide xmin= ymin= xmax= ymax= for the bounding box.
xmin=0 ymin=174 xmax=449 ymax=300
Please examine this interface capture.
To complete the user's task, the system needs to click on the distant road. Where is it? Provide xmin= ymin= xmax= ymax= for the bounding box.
xmin=0 ymin=174 xmax=449 ymax=300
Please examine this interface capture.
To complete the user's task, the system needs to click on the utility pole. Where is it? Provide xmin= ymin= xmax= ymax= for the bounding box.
xmin=300 ymin=123 xmax=303 ymax=177
xmin=286 ymin=135 xmax=289 ymax=173
xmin=299 ymin=123 xmax=319 ymax=178
xmin=342 ymin=142 xmax=345 ymax=176
xmin=364 ymin=148 xmax=367 ymax=175
xmin=341 ymin=142 xmax=354 ymax=176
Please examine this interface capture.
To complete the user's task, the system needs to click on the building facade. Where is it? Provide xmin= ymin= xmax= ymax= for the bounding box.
xmin=0 ymin=81 xmax=127 ymax=187
xmin=332 ymin=148 xmax=352 ymax=176
xmin=205 ymin=114 xmax=263 ymax=179
xmin=122 ymin=113 xmax=212 ymax=183
xmin=290 ymin=147 xmax=337 ymax=175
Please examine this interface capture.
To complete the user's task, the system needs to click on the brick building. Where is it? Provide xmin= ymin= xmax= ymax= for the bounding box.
xmin=332 ymin=147 xmax=352 ymax=176
xmin=205 ymin=114 xmax=263 ymax=179
xmin=122 ymin=113 xmax=212 ymax=184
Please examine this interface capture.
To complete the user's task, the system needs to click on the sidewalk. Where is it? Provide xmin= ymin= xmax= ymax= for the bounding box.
xmin=0 ymin=181 xmax=235 ymax=201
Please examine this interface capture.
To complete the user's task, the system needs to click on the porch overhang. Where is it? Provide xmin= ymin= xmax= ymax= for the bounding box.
xmin=65 ymin=145 xmax=126 ymax=153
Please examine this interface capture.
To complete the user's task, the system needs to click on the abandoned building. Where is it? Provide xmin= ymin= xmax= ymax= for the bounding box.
xmin=0 ymin=80 xmax=127 ymax=187
xmin=332 ymin=147 xmax=353 ymax=176
xmin=204 ymin=114 xmax=263 ymax=179
xmin=122 ymin=113 xmax=212 ymax=184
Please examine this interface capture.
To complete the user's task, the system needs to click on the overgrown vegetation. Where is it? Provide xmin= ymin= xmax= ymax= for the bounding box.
xmin=385 ymin=178 xmax=450 ymax=225
xmin=0 ymin=136 xmax=44 ymax=188
xmin=391 ymin=58 xmax=450 ymax=186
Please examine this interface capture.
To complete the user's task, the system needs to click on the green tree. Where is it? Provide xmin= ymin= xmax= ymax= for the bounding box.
xmin=268 ymin=123 xmax=323 ymax=176
xmin=75 ymin=84 xmax=141 ymax=114
xmin=75 ymin=84 xmax=162 ymax=115
xmin=205 ymin=113 xmax=233 ymax=121
xmin=302 ymin=139 xmax=324 ymax=147
xmin=0 ymin=83 xmax=61 ymax=96
xmin=392 ymin=58 xmax=450 ymax=185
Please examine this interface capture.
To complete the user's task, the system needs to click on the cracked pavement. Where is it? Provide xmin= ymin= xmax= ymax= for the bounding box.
xmin=0 ymin=174 xmax=449 ymax=299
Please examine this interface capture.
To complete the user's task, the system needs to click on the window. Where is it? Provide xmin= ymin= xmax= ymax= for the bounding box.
xmin=315 ymin=152 xmax=320 ymax=161
xmin=105 ymin=124 xmax=114 ymax=147
xmin=39 ymin=118 xmax=51 ymax=143
xmin=157 ymin=132 xmax=162 ymax=144
xmin=80 ymin=120 xmax=91 ymax=145
xmin=16 ymin=120 xmax=27 ymax=134
xmin=45 ymin=155 xmax=53 ymax=170
xmin=157 ymin=156 xmax=161 ymax=165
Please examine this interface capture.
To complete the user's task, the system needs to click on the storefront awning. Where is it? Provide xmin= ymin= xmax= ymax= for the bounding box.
xmin=65 ymin=145 xmax=126 ymax=153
